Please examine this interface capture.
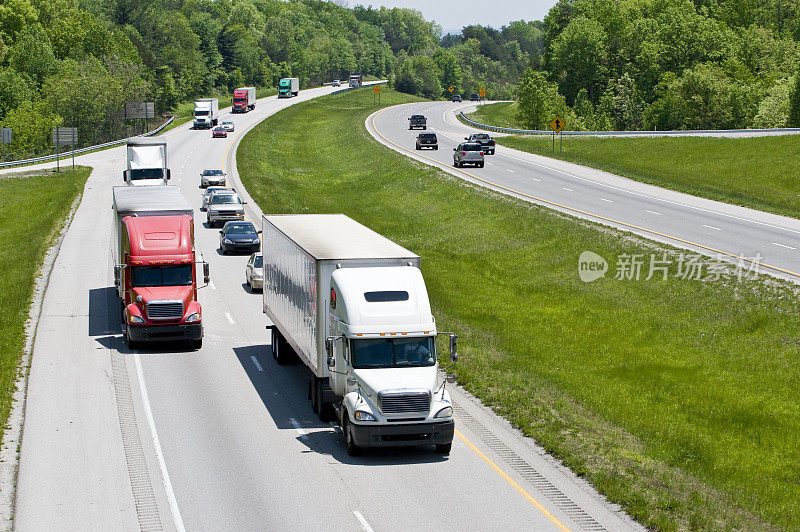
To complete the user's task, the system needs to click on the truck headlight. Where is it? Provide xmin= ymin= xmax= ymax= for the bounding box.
xmin=129 ymin=314 xmax=145 ymax=324
xmin=253 ymin=238 xmax=260 ymax=245
xmin=185 ymin=312 xmax=201 ymax=323
xmin=354 ymin=411 xmax=376 ymax=422
xmin=434 ymin=406 xmax=453 ymax=419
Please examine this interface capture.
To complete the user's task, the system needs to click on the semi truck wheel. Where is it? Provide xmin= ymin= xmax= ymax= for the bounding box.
xmin=343 ymin=415 xmax=363 ymax=456
xmin=435 ymin=443 xmax=452 ymax=454
xmin=272 ymin=327 xmax=294 ymax=365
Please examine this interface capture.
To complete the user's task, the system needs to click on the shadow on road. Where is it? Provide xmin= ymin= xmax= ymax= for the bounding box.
xmin=88 ymin=286 xmax=120 ymax=337
xmin=232 ymin=344 xmax=449 ymax=465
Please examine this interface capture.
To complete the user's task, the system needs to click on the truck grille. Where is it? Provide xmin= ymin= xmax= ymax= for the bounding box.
xmin=379 ymin=391 xmax=430 ymax=415
xmin=146 ymin=300 xmax=184 ymax=320
xmin=218 ymin=210 xmax=239 ymax=216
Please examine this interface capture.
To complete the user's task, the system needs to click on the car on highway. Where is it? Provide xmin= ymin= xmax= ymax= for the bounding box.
xmin=200 ymin=169 xmax=226 ymax=188
xmin=470 ymin=93 xmax=480 ymax=101
xmin=416 ymin=132 xmax=438 ymax=150
xmin=206 ymin=189 xmax=246 ymax=227
xmin=201 ymin=186 xmax=230 ymax=211
xmin=245 ymin=252 xmax=263 ymax=291
xmin=221 ymin=120 xmax=235 ymax=132
xmin=465 ymin=133 xmax=495 ymax=155
xmin=408 ymin=114 xmax=427 ymax=130
xmin=452 ymin=94 xmax=462 ymax=102
xmin=453 ymin=142 xmax=485 ymax=168
xmin=332 ymin=79 xmax=341 ymax=87
xmin=212 ymin=126 xmax=227 ymax=138
xmin=219 ymin=221 xmax=261 ymax=255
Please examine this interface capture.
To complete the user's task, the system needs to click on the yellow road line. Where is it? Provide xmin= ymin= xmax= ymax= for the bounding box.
xmin=455 ymin=429 xmax=571 ymax=531
xmin=371 ymin=107 xmax=800 ymax=278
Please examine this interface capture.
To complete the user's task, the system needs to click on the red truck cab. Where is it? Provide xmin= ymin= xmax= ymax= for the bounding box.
xmin=232 ymin=87 xmax=256 ymax=113
xmin=119 ymin=214 xmax=206 ymax=348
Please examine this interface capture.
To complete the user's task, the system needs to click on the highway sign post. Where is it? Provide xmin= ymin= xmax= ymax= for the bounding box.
xmin=123 ymin=101 xmax=155 ymax=134
xmin=549 ymin=115 xmax=565 ymax=152
xmin=373 ymin=84 xmax=381 ymax=106
xmin=479 ymin=88 xmax=486 ymax=103
xmin=52 ymin=127 xmax=78 ymax=171
xmin=0 ymin=128 xmax=10 ymax=162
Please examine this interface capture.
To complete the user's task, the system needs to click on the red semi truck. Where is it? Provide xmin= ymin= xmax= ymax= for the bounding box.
xmin=112 ymin=186 xmax=209 ymax=349
xmin=232 ymin=87 xmax=256 ymax=113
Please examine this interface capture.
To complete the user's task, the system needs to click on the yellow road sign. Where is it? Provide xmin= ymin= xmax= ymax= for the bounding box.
xmin=549 ymin=115 xmax=565 ymax=133
xmin=373 ymin=85 xmax=381 ymax=93
xmin=479 ymin=89 xmax=486 ymax=98
xmin=448 ymin=86 xmax=454 ymax=93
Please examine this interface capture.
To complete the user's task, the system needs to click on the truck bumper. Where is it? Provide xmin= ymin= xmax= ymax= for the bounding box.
xmin=128 ymin=323 xmax=203 ymax=343
xmin=350 ymin=420 xmax=454 ymax=448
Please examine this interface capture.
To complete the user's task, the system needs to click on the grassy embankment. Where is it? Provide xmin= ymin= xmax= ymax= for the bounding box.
xmin=467 ymin=100 xmax=521 ymax=128
xmin=239 ymin=87 xmax=800 ymax=530
xmin=0 ymin=168 xmax=91 ymax=443
xmin=469 ymin=102 xmax=800 ymax=219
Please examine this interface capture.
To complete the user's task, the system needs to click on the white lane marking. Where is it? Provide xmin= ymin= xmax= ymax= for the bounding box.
xmin=209 ymin=281 xmax=216 ymax=290
xmin=562 ymin=187 xmax=573 ymax=192
xmin=599 ymin=197 xmax=613 ymax=202
xmin=353 ymin=510 xmax=374 ymax=532
xmin=646 ymin=210 xmax=661 ymax=215
xmin=772 ymin=242 xmax=796 ymax=250
xmin=225 ymin=312 xmax=235 ymax=324
xmin=250 ymin=356 xmax=263 ymax=372
xmin=495 ymin=150 xmax=800 ymax=236
xmin=289 ymin=418 xmax=308 ymax=440
xmin=507 ymin=168 xmax=515 ymax=173
xmin=134 ymin=354 xmax=186 ymax=532
xmin=702 ymin=224 xmax=722 ymax=231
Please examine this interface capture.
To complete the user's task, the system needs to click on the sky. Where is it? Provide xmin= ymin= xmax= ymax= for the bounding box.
xmin=346 ymin=1 xmax=558 ymax=35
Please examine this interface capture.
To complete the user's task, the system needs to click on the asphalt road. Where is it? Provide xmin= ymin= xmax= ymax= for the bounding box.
xmin=368 ymin=102 xmax=800 ymax=282
xmin=5 ymin=88 xmax=640 ymax=531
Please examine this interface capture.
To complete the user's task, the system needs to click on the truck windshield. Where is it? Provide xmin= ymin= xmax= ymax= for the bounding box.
xmin=195 ymin=110 xmax=209 ymax=116
xmin=129 ymin=169 xmax=165 ymax=181
xmin=351 ymin=337 xmax=436 ymax=369
xmin=132 ymin=265 xmax=193 ymax=287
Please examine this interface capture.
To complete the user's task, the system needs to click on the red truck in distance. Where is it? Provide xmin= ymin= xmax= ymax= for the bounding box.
xmin=113 ymin=186 xmax=209 ymax=349
xmin=232 ymin=87 xmax=256 ymax=113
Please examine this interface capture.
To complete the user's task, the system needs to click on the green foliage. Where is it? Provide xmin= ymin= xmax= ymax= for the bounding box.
xmin=516 ymin=68 xmax=566 ymax=129
xmin=0 ymin=100 xmax=61 ymax=156
xmin=788 ymin=73 xmax=800 ymax=126
xmin=6 ymin=25 xmax=55 ymax=85
xmin=550 ymin=16 xmax=607 ymax=103
xmin=393 ymin=55 xmax=442 ymax=99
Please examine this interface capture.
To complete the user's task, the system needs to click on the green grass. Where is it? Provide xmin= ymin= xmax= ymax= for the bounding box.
xmin=466 ymin=101 xmax=521 ymax=129
xmin=498 ymin=134 xmax=800 ymax=220
xmin=238 ymin=88 xmax=800 ymax=530
xmin=0 ymin=168 xmax=90 ymax=444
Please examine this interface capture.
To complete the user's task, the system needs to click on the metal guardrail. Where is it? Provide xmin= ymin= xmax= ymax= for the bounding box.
xmin=0 ymin=115 xmax=176 ymax=170
xmin=458 ymin=112 xmax=800 ymax=136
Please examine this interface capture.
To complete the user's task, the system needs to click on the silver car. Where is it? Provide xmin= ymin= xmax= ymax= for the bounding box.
xmin=200 ymin=169 xmax=226 ymax=188
xmin=221 ymin=120 xmax=235 ymax=132
xmin=245 ymin=252 xmax=263 ymax=291
xmin=206 ymin=190 xmax=246 ymax=227
xmin=453 ymin=143 xmax=485 ymax=168
xmin=201 ymin=186 xmax=229 ymax=211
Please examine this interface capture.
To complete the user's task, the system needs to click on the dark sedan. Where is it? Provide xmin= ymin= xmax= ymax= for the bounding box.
xmin=219 ymin=221 xmax=261 ymax=254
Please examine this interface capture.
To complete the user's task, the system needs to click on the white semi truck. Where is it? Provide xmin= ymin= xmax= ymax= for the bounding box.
xmin=261 ymin=214 xmax=458 ymax=455
xmin=193 ymin=98 xmax=219 ymax=129
xmin=123 ymin=137 xmax=170 ymax=186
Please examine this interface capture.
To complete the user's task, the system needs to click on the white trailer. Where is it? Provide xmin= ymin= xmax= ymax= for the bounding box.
xmin=193 ymin=98 xmax=219 ymax=129
xmin=261 ymin=214 xmax=457 ymax=455
xmin=123 ymin=136 xmax=170 ymax=186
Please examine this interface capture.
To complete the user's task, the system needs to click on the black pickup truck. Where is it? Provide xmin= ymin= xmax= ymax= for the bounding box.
xmin=465 ymin=133 xmax=495 ymax=155
xmin=408 ymin=115 xmax=427 ymax=130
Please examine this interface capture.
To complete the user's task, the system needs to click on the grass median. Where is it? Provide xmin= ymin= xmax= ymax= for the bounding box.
xmin=467 ymin=100 xmax=521 ymax=128
xmin=0 ymin=168 xmax=90 ymax=444
xmin=239 ymin=87 xmax=799 ymax=530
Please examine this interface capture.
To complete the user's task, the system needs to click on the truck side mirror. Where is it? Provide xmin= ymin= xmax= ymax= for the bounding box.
xmin=166 ymin=169 xmax=171 ymax=180
xmin=449 ymin=333 xmax=458 ymax=363
xmin=325 ymin=337 xmax=334 ymax=356
xmin=203 ymin=262 xmax=210 ymax=283
xmin=327 ymin=356 xmax=335 ymax=368
xmin=446 ymin=373 xmax=456 ymax=384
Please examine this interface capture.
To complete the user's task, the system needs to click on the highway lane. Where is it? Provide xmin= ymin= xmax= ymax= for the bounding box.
xmin=369 ymin=102 xmax=800 ymax=281
xmin=8 ymin=87 xmax=640 ymax=531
